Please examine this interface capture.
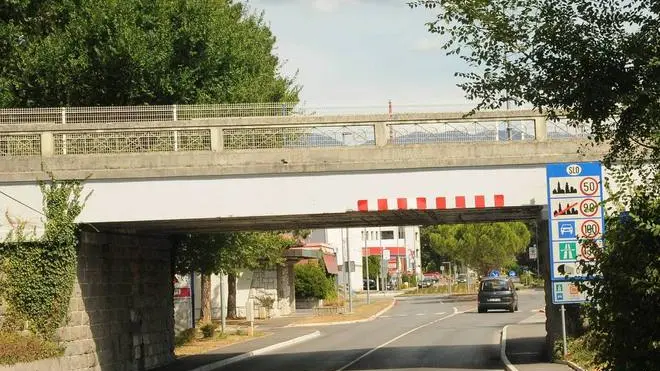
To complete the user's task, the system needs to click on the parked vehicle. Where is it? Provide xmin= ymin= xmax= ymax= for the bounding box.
xmin=363 ymin=279 xmax=377 ymax=290
xmin=418 ymin=277 xmax=434 ymax=288
xmin=477 ymin=277 xmax=519 ymax=313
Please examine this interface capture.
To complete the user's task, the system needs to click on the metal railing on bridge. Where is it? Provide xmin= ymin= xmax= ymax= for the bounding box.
xmin=0 ymin=102 xmax=590 ymax=157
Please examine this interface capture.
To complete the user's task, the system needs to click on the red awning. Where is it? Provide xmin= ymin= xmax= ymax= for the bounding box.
xmin=322 ymin=254 xmax=339 ymax=275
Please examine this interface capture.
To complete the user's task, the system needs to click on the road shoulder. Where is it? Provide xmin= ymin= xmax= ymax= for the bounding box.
xmin=500 ymin=312 xmax=578 ymax=371
xmin=152 ymin=328 xmax=321 ymax=371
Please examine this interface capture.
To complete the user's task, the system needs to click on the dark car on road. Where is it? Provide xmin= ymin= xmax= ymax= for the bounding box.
xmin=418 ymin=277 xmax=434 ymax=288
xmin=477 ymin=277 xmax=519 ymax=313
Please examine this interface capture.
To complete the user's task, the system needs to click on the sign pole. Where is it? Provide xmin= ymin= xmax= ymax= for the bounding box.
xmin=561 ymin=304 xmax=568 ymax=356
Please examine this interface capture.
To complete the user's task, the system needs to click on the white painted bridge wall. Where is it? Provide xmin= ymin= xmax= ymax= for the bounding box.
xmin=0 ymin=164 xmax=607 ymax=237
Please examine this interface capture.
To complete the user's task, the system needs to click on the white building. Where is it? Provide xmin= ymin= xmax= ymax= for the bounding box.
xmin=307 ymin=226 xmax=421 ymax=291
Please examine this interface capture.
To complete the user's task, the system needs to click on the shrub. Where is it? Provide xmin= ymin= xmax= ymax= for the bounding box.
xmin=401 ymin=273 xmax=418 ymax=286
xmin=0 ymin=331 xmax=62 ymax=365
xmin=199 ymin=322 xmax=218 ymax=338
xmin=294 ymin=262 xmax=335 ymax=300
xmin=577 ymin=187 xmax=660 ymax=370
xmin=174 ymin=328 xmax=197 ymax=347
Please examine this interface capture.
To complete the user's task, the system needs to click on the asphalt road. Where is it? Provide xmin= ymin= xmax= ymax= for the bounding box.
xmin=216 ymin=289 xmax=545 ymax=371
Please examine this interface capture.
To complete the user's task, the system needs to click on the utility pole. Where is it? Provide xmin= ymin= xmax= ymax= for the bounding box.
xmin=364 ymin=227 xmax=370 ymax=304
xmin=380 ymin=226 xmax=385 ymax=291
xmin=346 ymin=227 xmax=353 ymax=313
xmin=219 ymin=274 xmax=226 ymax=333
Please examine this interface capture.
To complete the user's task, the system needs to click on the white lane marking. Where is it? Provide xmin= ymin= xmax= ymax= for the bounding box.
xmin=335 ymin=307 xmax=468 ymax=371
xmin=434 ymin=312 xmax=446 ymax=315
xmin=501 ymin=325 xmax=519 ymax=371
xmin=416 ymin=313 xmax=425 ymax=316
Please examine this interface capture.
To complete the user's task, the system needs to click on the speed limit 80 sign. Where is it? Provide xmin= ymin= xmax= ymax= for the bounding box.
xmin=546 ymin=162 xmax=606 ymax=302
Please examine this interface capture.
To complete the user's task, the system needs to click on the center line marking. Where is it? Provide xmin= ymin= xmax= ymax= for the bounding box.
xmin=335 ymin=307 xmax=469 ymax=371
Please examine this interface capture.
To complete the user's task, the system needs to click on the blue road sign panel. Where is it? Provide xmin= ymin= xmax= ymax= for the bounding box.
xmin=546 ymin=162 xmax=605 ymax=304
xmin=557 ymin=221 xmax=576 ymax=239
xmin=508 ymin=271 xmax=516 ymax=277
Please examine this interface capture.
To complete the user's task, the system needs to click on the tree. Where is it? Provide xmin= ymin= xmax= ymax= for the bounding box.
xmin=362 ymin=255 xmax=381 ymax=280
xmin=173 ymin=232 xmax=295 ymax=323
xmin=408 ymin=2 xmax=659 ymax=368
xmin=1 ymin=0 xmax=299 ymax=107
xmin=173 ymin=233 xmax=233 ymax=323
xmin=408 ymin=0 xmax=659 ymax=175
xmin=421 ymin=222 xmax=530 ymax=275
xmin=225 ymin=232 xmax=295 ymax=319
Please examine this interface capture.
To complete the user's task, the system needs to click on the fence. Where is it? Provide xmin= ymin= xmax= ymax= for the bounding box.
xmin=0 ymin=105 xmax=590 ymax=156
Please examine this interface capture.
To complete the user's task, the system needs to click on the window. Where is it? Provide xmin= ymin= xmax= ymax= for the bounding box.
xmin=370 ymin=231 xmax=375 ymax=240
xmin=398 ymin=227 xmax=405 ymax=239
xmin=381 ymin=230 xmax=394 ymax=240
xmin=361 ymin=231 xmax=365 ymax=241
xmin=480 ymin=280 xmax=508 ymax=292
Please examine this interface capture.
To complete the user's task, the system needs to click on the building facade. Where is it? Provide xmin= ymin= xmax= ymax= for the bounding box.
xmin=307 ymin=225 xmax=421 ymax=291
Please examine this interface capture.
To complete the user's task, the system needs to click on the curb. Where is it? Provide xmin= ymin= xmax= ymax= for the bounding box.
xmin=188 ymin=330 xmax=321 ymax=371
xmin=286 ymin=299 xmax=397 ymax=328
xmin=500 ymin=325 xmax=519 ymax=371
xmin=556 ymin=360 xmax=586 ymax=371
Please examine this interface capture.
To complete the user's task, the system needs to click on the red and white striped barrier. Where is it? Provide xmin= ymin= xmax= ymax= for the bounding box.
xmin=357 ymin=194 xmax=505 ymax=212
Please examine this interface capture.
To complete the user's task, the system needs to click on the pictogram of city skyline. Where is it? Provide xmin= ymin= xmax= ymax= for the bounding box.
xmin=552 ymin=181 xmax=577 ymax=195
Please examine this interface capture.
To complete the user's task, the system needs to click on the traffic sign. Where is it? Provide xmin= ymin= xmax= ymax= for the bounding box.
xmin=546 ymin=162 xmax=606 ymax=296
xmin=528 ymin=245 xmax=538 ymax=260
xmin=552 ymin=281 xmax=589 ymax=304
xmin=508 ymin=271 xmax=517 ymax=277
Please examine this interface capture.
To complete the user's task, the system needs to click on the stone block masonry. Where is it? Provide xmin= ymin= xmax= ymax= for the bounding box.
xmin=0 ymin=231 xmax=175 ymax=371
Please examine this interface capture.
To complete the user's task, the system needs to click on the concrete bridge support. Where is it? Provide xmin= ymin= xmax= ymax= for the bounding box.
xmin=2 ymin=231 xmax=175 ymax=371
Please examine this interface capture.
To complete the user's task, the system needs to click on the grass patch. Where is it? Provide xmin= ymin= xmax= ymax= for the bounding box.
xmin=292 ymin=298 xmax=393 ymax=325
xmin=175 ymin=328 xmax=268 ymax=357
xmin=0 ymin=332 xmax=63 ymax=366
xmin=555 ymin=332 xmax=605 ymax=371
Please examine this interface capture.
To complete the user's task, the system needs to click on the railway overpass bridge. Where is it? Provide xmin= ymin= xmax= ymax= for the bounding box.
xmin=0 ymin=103 xmax=607 ymax=371
xmin=0 ymin=104 xmax=607 ymax=235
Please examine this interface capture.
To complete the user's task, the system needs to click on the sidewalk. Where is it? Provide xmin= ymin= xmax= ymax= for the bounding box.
xmin=152 ymin=327 xmax=320 ymax=371
xmin=502 ymin=312 xmax=578 ymax=371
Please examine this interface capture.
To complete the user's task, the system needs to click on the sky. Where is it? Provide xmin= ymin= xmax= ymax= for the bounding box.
xmin=245 ymin=0 xmax=474 ymax=111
